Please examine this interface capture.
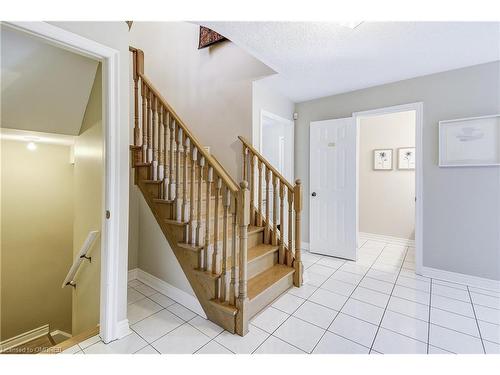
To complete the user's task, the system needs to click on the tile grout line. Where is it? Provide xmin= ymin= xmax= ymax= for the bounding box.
xmin=426 ymin=278 xmax=433 ymax=354
xmin=309 ymin=242 xmax=389 ymax=354
xmin=250 ymin=261 xmax=335 ymax=354
xmin=250 ymin=250 xmax=356 ymax=354
xmin=368 ymin=245 xmax=408 ymax=353
xmin=467 ymin=285 xmax=486 ymax=354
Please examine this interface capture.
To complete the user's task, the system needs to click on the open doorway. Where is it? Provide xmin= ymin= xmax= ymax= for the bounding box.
xmin=354 ymin=103 xmax=423 ymax=273
xmin=1 ymin=24 xmax=105 ymax=353
xmin=309 ymin=103 xmax=422 ymax=269
xmin=260 ymin=110 xmax=294 ymax=182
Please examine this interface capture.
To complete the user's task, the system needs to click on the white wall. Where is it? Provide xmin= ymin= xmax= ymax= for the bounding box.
xmin=252 ymin=80 xmax=295 ymax=149
xmin=359 ymin=111 xmax=415 ymax=240
xmin=295 ymin=61 xmax=500 ymax=280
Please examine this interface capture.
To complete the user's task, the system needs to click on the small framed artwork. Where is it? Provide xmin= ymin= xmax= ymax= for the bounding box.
xmin=439 ymin=114 xmax=500 ymax=167
xmin=373 ymin=149 xmax=393 ymax=170
xmin=398 ymin=147 xmax=415 ymax=170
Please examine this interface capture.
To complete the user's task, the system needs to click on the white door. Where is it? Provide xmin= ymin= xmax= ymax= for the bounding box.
xmin=310 ymin=117 xmax=357 ymax=260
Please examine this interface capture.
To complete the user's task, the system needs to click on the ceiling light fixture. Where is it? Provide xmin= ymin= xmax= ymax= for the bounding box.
xmin=338 ymin=21 xmax=363 ymax=29
xmin=27 ymin=142 xmax=37 ymax=151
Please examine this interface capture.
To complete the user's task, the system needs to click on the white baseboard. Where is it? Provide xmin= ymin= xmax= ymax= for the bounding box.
xmin=115 ymin=319 xmax=132 ymax=341
xmin=132 ymin=268 xmax=206 ymax=318
xmin=128 ymin=268 xmax=138 ymax=282
xmin=301 ymin=242 xmax=310 ymax=251
xmin=359 ymin=232 xmax=415 ymax=247
xmin=420 ymin=266 xmax=500 ymax=291
xmin=0 ymin=324 xmax=49 ymax=353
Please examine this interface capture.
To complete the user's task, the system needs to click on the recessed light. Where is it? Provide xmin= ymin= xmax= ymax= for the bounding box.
xmin=338 ymin=21 xmax=363 ymax=29
xmin=27 ymin=142 xmax=37 ymax=151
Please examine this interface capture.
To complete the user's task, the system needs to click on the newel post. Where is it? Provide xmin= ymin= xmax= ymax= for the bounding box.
xmin=293 ymin=179 xmax=303 ymax=286
xmin=235 ymin=181 xmax=250 ymax=335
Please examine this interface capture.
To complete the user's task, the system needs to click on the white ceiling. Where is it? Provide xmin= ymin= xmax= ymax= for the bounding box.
xmin=201 ymin=22 xmax=500 ymax=102
xmin=1 ymin=25 xmax=99 ymax=135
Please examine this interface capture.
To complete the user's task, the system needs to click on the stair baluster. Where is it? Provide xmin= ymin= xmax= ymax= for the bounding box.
xmin=212 ymin=176 xmax=221 ymax=276
xmin=196 ymin=156 xmax=205 ymax=248
xmin=220 ymin=186 xmax=230 ymax=302
xmin=189 ymin=147 xmax=197 ymax=244
xmin=236 ymin=181 xmax=249 ymax=336
xmin=174 ymin=126 xmax=182 ymax=220
xmin=279 ymin=181 xmax=285 ymax=264
xmin=272 ymin=174 xmax=278 ymax=247
xmin=132 ymin=50 xmax=140 ymax=148
xmin=146 ymin=88 xmax=152 ymax=163
xmin=287 ymin=188 xmax=294 ymax=267
xmin=141 ymin=81 xmax=147 ymax=162
xmin=182 ymin=136 xmax=189 ymax=223
xmin=168 ymin=119 xmax=175 ymax=200
xmin=229 ymin=193 xmax=237 ymax=305
xmin=257 ymin=160 xmax=263 ymax=227
xmin=249 ymin=153 xmax=255 ymax=225
xmin=204 ymin=166 xmax=213 ymax=271
xmin=163 ymin=111 xmax=169 ymax=199
xmin=152 ymin=96 xmax=158 ymax=180
xmin=265 ymin=167 xmax=271 ymax=244
xmin=293 ymin=179 xmax=303 ymax=286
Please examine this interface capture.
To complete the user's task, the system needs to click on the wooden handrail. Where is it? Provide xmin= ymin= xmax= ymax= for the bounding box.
xmin=238 ymin=136 xmax=294 ymax=190
xmin=139 ymin=73 xmax=239 ymax=193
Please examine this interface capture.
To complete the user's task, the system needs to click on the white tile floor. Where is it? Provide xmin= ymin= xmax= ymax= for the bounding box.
xmin=65 ymin=238 xmax=500 ymax=354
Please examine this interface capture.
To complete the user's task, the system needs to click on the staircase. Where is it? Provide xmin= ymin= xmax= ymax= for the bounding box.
xmin=129 ymin=48 xmax=303 ymax=336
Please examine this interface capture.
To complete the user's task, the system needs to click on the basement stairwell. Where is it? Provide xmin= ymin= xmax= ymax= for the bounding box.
xmin=129 ymin=47 xmax=303 ymax=336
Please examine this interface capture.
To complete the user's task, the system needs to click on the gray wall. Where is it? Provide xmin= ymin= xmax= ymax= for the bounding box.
xmin=295 ymin=61 xmax=500 ymax=280
xmin=360 ymin=111 xmax=415 ymax=240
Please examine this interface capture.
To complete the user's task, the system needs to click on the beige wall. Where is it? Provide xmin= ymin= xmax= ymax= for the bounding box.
xmin=129 ymin=22 xmax=274 ymax=294
xmin=130 ymin=22 xmax=274 ymax=179
xmin=71 ymin=65 xmax=103 ymax=335
xmin=0 ymin=140 xmax=73 ymax=340
xmin=359 ymin=111 xmax=415 ymax=240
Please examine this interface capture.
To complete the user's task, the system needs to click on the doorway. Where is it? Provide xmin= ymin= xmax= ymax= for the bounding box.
xmin=260 ymin=110 xmax=294 ymax=182
xmin=1 ymin=21 xmax=126 ymax=344
xmin=309 ymin=103 xmax=423 ymax=270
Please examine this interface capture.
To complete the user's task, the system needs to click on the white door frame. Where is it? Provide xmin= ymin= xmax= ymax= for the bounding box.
xmin=353 ymin=102 xmax=424 ymax=274
xmin=3 ymin=21 xmax=127 ymax=342
xmin=259 ymin=110 xmax=295 ymax=181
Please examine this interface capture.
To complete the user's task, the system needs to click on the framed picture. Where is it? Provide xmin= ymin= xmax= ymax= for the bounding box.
xmin=439 ymin=114 xmax=500 ymax=167
xmin=373 ymin=149 xmax=393 ymax=170
xmin=398 ymin=147 xmax=415 ymax=170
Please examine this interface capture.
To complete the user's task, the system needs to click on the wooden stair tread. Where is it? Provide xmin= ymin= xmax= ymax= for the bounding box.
xmin=248 ymin=244 xmax=279 ymax=263
xmin=177 ymin=242 xmax=203 ymax=252
xmin=164 ymin=219 xmax=188 ymax=226
xmin=248 ymin=264 xmax=294 ymax=301
xmin=152 ymin=198 xmax=174 ymax=204
xmin=143 ymin=179 xmax=162 ymax=184
xmin=248 ymin=225 xmax=264 ymax=235
xmin=193 ymin=268 xmax=221 ymax=280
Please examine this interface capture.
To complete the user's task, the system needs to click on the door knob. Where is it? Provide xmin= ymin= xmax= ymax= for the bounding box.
xmin=312 ymin=192 xmax=317 ymax=197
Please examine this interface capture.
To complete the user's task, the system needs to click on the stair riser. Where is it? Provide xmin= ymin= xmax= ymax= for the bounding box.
xmin=248 ymin=230 xmax=264 ymax=248
xmin=248 ymin=273 xmax=293 ymax=319
xmin=248 ymin=251 xmax=278 ymax=279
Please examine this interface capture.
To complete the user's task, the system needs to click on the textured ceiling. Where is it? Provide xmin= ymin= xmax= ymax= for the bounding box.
xmin=1 ymin=25 xmax=99 ymax=135
xmin=201 ymin=22 xmax=500 ymax=102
